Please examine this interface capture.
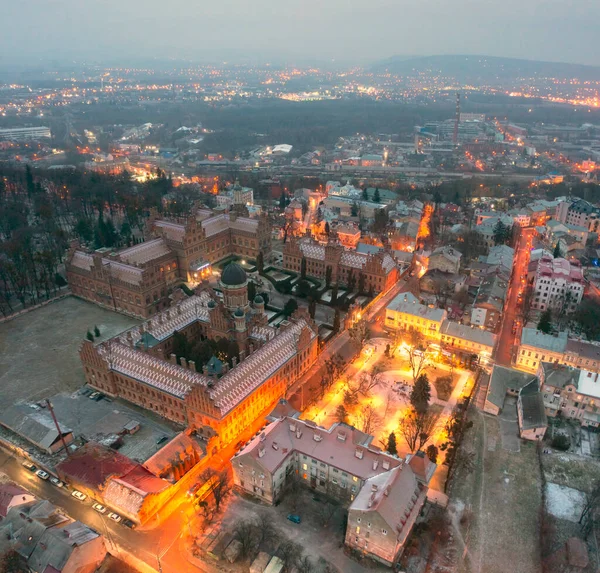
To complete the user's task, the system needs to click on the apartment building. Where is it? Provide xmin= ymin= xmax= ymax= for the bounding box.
xmin=537 ymin=362 xmax=600 ymax=428
xmin=232 ymin=417 xmax=434 ymax=567
xmin=530 ymin=256 xmax=584 ymax=313
xmin=385 ymin=293 xmax=447 ymax=339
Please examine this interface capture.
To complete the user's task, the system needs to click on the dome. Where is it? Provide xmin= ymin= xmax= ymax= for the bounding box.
xmin=234 ymin=307 xmax=245 ymax=318
xmin=254 ymin=295 xmax=264 ymax=305
xmin=207 ymin=299 xmax=216 ymax=309
xmin=220 ymin=262 xmax=247 ymax=286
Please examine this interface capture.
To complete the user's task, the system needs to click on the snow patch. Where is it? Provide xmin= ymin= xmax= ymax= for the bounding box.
xmin=546 ymin=482 xmax=586 ymax=522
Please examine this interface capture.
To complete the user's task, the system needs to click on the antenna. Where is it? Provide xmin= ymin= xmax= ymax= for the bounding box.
xmin=45 ymin=400 xmax=70 ymax=456
xmin=453 ymin=92 xmax=461 ymax=146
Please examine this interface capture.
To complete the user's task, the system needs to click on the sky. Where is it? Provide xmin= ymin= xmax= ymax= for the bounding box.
xmin=2 ymin=0 xmax=599 ymax=67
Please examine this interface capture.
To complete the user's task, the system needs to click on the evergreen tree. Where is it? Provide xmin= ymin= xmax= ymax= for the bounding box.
xmin=553 ymin=242 xmax=562 ymax=258
xmin=410 ymin=374 xmax=431 ymax=414
xmin=373 ymin=187 xmax=381 ymax=203
xmin=324 ymin=221 xmax=330 ymax=236
xmin=493 ymin=219 xmax=508 ymax=246
xmin=537 ymin=309 xmax=553 ymax=334
xmin=308 ymin=299 xmax=316 ymax=319
xmin=94 ymin=325 xmax=100 ymax=337
xmin=325 ymin=266 xmax=332 ymax=288
xmin=283 ymin=298 xmax=298 ymax=316
xmin=256 ymin=251 xmax=264 ymax=274
xmin=331 ymin=284 xmax=338 ymax=306
xmin=300 ymin=257 xmax=307 ymax=280
xmin=332 ymin=308 xmax=341 ymax=332
xmin=362 ymin=188 xmax=369 ymax=201
xmin=386 ymin=431 xmax=398 ymax=456
xmin=426 ymin=444 xmax=439 ymax=463
xmin=247 ymin=280 xmax=256 ymax=302
xmin=86 ymin=331 xmax=94 ymax=342
xmin=357 ymin=273 xmax=366 ymax=295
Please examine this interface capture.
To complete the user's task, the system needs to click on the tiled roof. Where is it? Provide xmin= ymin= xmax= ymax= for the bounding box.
xmin=154 ymin=220 xmax=186 ymax=242
xmin=521 ymin=328 xmax=568 ymax=352
xmin=234 ymin=417 xmax=401 ymax=477
xmin=70 ymin=251 xmax=93 ymax=271
xmin=485 ymin=365 xmax=537 ymax=409
xmin=119 ymin=238 xmax=172 ymax=265
xmin=209 ymin=319 xmax=317 ymax=413
xmin=387 ymin=293 xmax=446 ymax=323
xmin=299 ymin=239 xmax=326 ymax=261
xmin=340 ymin=251 xmax=367 ymax=269
xmin=109 ymin=261 xmax=144 ymax=286
xmin=440 ymin=320 xmax=496 ymax=348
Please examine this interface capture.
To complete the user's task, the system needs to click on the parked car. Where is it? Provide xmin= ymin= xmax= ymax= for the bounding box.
xmin=122 ymin=519 xmax=136 ymax=529
xmin=35 ymin=470 xmax=49 ymax=480
xmin=21 ymin=461 xmax=36 ymax=472
xmin=92 ymin=503 xmax=107 ymax=514
xmin=107 ymin=512 xmax=122 ymax=523
xmin=89 ymin=392 xmax=100 ymax=400
xmin=156 ymin=436 xmax=168 ymax=445
xmin=287 ymin=514 xmax=301 ymax=524
xmin=50 ymin=477 xmax=65 ymax=488
xmin=71 ymin=490 xmax=87 ymax=502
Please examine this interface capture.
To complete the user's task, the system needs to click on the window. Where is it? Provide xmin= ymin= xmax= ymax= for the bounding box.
xmin=302 ymin=463 xmax=308 ymax=471
xmin=382 ymin=529 xmax=388 ymax=535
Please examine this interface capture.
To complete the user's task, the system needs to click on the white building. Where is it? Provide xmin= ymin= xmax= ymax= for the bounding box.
xmin=0 ymin=126 xmax=51 ymax=140
xmin=531 ymin=256 xmax=584 ymax=313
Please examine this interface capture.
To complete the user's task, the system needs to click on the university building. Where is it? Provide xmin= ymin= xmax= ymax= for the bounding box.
xmin=283 ymin=236 xmax=399 ymax=294
xmin=80 ymin=263 xmax=319 ymax=448
xmin=232 ymin=416 xmax=435 ymax=567
xmin=67 ymin=207 xmax=272 ymax=318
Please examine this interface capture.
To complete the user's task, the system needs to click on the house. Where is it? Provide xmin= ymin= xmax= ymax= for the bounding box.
xmin=0 ymin=500 xmax=106 ymax=573
xmin=0 ymin=484 xmax=36 ymax=518
xmin=0 ymin=405 xmax=74 ymax=454
xmin=427 ymin=246 xmax=462 ymax=274
xmin=471 ymin=274 xmax=508 ymax=332
xmin=385 ymin=293 xmax=447 ymax=339
xmin=482 ymin=365 xmax=537 ymax=416
xmin=517 ymin=380 xmax=548 ymax=440
xmin=530 ymin=256 xmax=584 ymax=313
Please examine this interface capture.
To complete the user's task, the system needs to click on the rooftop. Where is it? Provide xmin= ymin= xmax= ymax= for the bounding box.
xmin=440 ymin=320 xmax=497 ymax=349
xmin=485 ymin=365 xmax=537 ymax=410
xmin=521 ymin=328 xmax=568 ymax=353
xmin=387 ymin=293 xmax=446 ymax=323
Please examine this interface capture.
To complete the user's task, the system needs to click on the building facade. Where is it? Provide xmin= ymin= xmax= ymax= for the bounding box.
xmin=530 ymin=256 xmax=584 ymax=313
xmin=67 ymin=207 xmax=272 ymax=318
xmin=80 ymin=276 xmax=319 ymax=449
xmin=283 ymin=237 xmax=399 ymax=294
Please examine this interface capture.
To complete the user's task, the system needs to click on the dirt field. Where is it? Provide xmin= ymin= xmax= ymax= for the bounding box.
xmin=450 ymin=408 xmax=543 ymax=573
xmin=0 ymin=296 xmax=138 ymax=412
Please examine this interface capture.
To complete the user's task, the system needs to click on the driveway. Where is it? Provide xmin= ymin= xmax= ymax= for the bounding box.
xmin=499 ymin=396 xmax=520 ymax=452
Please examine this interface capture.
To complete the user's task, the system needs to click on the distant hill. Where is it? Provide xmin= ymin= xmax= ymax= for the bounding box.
xmin=371 ymin=55 xmax=600 ymax=82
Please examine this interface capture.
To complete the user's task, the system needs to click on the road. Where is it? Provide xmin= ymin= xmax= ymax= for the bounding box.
xmin=494 ymin=227 xmax=535 ymax=366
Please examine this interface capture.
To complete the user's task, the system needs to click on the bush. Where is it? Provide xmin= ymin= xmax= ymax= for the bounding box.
xmin=55 ymin=272 xmax=67 ymax=287
xmin=551 ymin=434 xmax=570 ymax=451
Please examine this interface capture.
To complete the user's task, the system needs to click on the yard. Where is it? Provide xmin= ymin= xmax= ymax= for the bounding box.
xmin=449 ymin=408 xmax=543 ymax=573
xmin=0 ymin=296 xmax=138 ymax=412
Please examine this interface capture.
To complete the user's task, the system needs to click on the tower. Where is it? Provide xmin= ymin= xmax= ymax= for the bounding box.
xmin=453 ymin=92 xmax=461 ymax=146
xmin=219 ymin=262 xmax=248 ymax=310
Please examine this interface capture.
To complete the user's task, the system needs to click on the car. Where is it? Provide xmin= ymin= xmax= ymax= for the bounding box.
xmin=21 ymin=461 xmax=37 ymax=472
xmin=71 ymin=490 xmax=87 ymax=502
xmin=89 ymin=392 xmax=100 ymax=400
xmin=49 ymin=477 xmax=65 ymax=488
xmin=107 ymin=512 xmax=122 ymax=523
xmin=35 ymin=470 xmax=49 ymax=480
xmin=122 ymin=519 xmax=136 ymax=529
xmin=156 ymin=436 xmax=169 ymax=445
xmin=92 ymin=503 xmax=107 ymax=514
xmin=287 ymin=514 xmax=301 ymax=524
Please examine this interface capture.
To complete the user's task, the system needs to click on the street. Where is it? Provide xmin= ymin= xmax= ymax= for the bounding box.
xmin=494 ymin=227 xmax=535 ymax=366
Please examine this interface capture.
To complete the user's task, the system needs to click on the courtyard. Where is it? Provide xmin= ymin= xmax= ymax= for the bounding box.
xmin=0 ymin=296 xmax=139 ymax=412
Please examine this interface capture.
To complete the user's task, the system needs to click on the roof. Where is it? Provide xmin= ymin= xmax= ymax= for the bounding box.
xmin=349 ymin=465 xmax=426 ymax=545
xmin=565 ymin=338 xmax=600 ymax=362
xmin=539 ymin=362 xmax=580 ymax=389
xmin=56 ymin=442 xmax=138 ymax=490
xmin=0 ymin=405 xmax=72 ymax=451
xmin=143 ymin=433 xmax=205 ymax=479
xmin=485 ymin=365 xmax=537 ymax=410
xmin=0 ymin=484 xmax=32 ymax=518
xmin=386 ymin=293 xmax=446 ymax=323
xmin=118 ymin=238 xmax=171 ymax=265
xmin=407 ymin=451 xmax=436 ymax=483
xmin=220 ymin=262 xmax=248 ymax=286
xmin=440 ymin=320 xmax=497 ymax=349
xmin=521 ymin=328 xmax=568 ymax=353
xmin=518 ymin=380 xmax=548 ymax=430
xmin=234 ymin=417 xmax=399 ymax=478
xmin=430 ymin=246 xmax=462 ymax=264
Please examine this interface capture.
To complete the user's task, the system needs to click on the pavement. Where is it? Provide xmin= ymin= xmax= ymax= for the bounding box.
xmin=494 ymin=227 xmax=535 ymax=366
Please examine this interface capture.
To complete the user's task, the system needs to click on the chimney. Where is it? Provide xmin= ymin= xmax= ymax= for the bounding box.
xmin=313 ymin=433 xmax=322 ymax=442
xmin=239 ymin=349 xmax=246 ymax=362
xmin=177 ymin=304 xmax=182 ymax=315
xmin=232 ymin=357 xmax=238 ymax=367
xmin=355 ymin=448 xmax=364 ymax=459
xmin=180 ymin=357 xmax=187 ymax=369
xmin=382 ymin=460 xmax=390 ymax=470
xmin=258 ymin=445 xmax=265 ymax=458
xmin=170 ymin=353 xmax=177 ymax=365
xmin=188 ymin=360 xmax=195 ymax=371
xmin=372 ymin=460 xmax=379 ymax=471
xmin=260 ymin=432 xmax=266 ymax=441
xmin=289 ymin=422 xmax=296 ymax=432
xmin=295 ymin=429 xmax=303 ymax=439
xmin=203 ymin=365 xmax=209 ymax=375
xmin=272 ymin=441 xmax=279 ymax=450
xmin=249 ymin=344 xmax=254 ymax=355
xmin=371 ymin=484 xmax=378 ymax=492
xmin=166 ymin=310 xmax=171 ymax=320
xmin=337 ymin=431 xmax=346 ymax=442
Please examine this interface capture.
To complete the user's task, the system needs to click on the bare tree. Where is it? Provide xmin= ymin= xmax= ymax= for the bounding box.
xmin=398 ymin=408 xmax=438 ymax=452
xmin=317 ymin=502 xmax=337 ymax=527
xmin=348 ymin=319 xmax=370 ymax=347
xmin=296 ymin=555 xmax=315 ymax=573
xmin=407 ymin=330 xmax=430 ymax=384
xmin=278 ymin=541 xmax=303 ymax=570
xmin=356 ymin=404 xmax=382 ymax=435
xmin=286 ymin=477 xmax=302 ymax=512
xmin=579 ymin=481 xmax=600 ymax=537
xmin=233 ymin=519 xmax=260 ymax=558
xmin=201 ymin=468 xmax=231 ymax=513
xmin=256 ymin=511 xmax=278 ymax=546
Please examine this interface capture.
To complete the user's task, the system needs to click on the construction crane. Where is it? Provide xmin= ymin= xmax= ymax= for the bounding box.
xmin=453 ymin=92 xmax=461 ymax=146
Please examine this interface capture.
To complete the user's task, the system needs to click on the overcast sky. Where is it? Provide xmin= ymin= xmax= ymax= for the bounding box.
xmin=2 ymin=0 xmax=599 ymax=67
